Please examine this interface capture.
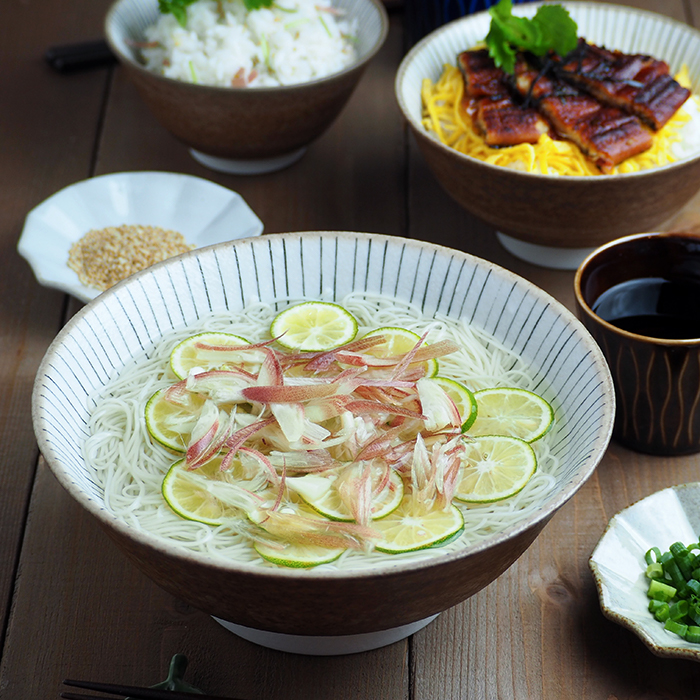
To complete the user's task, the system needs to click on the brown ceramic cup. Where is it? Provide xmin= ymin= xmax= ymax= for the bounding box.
xmin=574 ymin=232 xmax=700 ymax=455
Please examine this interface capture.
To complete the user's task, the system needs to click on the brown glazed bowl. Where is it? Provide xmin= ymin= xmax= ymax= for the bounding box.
xmin=32 ymin=232 xmax=614 ymax=654
xmin=574 ymin=231 xmax=700 ymax=456
xmin=395 ymin=2 xmax=700 ymax=268
xmin=105 ymin=0 xmax=388 ymax=174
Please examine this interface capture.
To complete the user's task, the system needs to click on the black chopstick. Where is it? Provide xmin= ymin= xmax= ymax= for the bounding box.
xmin=45 ymin=40 xmax=116 ymax=72
xmin=62 ymin=678 xmax=245 ymax=700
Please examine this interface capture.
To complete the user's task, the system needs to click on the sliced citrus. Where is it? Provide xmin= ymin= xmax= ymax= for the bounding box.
xmin=162 ymin=456 xmax=256 ymax=525
xmin=360 ymin=326 xmax=438 ymax=377
xmin=287 ymin=467 xmax=404 ymax=522
xmin=372 ymin=497 xmax=464 ymax=554
xmin=254 ymin=540 xmax=345 ymax=568
xmin=270 ymin=301 xmax=358 ymax=352
xmin=469 ymin=387 xmax=554 ymax=442
xmin=169 ymin=331 xmax=255 ymax=380
xmin=145 ymin=388 xmax=206 ymax=452
xmin=433 ymin=376 xmax=478 ymax=432
xmin=250 ymin=501 xmax=346 ymax=568
xmin=454 ymin=434 xmax=536 ymax=504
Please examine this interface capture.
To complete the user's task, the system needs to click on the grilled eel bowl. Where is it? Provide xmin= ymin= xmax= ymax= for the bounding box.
xmin=32 ymin=232 xmax=614 ymax=655
xmin=396 ymin=2 xmax=700 ymax=268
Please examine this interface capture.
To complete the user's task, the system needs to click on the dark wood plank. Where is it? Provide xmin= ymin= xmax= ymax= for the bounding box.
xmin=0 ymin=0 xmax=113 ymax=646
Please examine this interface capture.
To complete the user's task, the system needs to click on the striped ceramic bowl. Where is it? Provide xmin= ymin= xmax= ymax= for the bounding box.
xmin=32 ymin=232 xmax=614 ymax=653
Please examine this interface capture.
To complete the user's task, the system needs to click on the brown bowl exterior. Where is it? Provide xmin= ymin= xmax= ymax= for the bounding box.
xmin=102 ymin=513 xmax=549 ymax=635
xmin=410 ymin=124 xmax=700 ymax=250
xmin=121 ymin=62 xmax=371 ymax=160
xmin=105 ymin=0 xmax=388 ymax=161
xmin=574 ymin=231 xmax=700 ymax=455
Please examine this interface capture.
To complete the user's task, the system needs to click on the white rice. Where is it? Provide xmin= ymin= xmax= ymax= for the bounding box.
xmin=142 ymin=0 xmax=358 ymax=88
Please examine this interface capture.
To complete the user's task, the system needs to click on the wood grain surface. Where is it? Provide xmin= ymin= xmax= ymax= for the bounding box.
xmin=2 ymin=1 xmax=700 ymax=698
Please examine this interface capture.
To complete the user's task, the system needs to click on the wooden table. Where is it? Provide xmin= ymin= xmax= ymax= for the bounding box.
xmin=3 ymin=1 xmax=700 ymax=698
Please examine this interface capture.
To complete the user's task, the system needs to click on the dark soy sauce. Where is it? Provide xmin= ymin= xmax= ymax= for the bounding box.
xmin=592 ymin=277 xmax=700 ymax=339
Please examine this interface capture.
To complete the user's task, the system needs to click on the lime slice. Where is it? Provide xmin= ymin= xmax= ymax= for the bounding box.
xmin=454 ymin=435 xmax=537 ymax=504
xmin=162 ymin=456 xmax=247 ymax=525
xmin=254 ymin=540 xmax=345 ymax=568
xmin=287 ymin=467 xmax=404 ymax=522
xmin=145 ymin=388 xmax=206 ymax=452
xmin=469 ymin=387 xmax=554 ymax=442
xmin=170 ymin=331 xmax=253 ymax=380
xmin=372 ymin=497 xmax=464 ymax=553
xmin=251 ymin=501 xmax=346 ymax=568
xmin=433 ymin=376 xmax=478 ymax=432
xmin=361 ymin=326 xmax=438 ymax=377
xmin=270 ymin=301 xmax=358 ymax=352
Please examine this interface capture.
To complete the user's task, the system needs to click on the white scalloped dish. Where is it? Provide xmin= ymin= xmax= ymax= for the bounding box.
xmin=590 ymin=483 xmax=700 ymax=662
xmin=17 ymin=171 xmax=264 ymax=303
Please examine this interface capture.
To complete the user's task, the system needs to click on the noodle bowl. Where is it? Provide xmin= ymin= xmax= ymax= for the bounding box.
xmin=32 ymin=232 xmax=613 ymax=642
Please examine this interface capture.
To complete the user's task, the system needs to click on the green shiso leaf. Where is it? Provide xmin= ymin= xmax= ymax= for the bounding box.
xmin=158 ymin=0 xmax=198 ymax=28
xmin=485 ymin=0 xmax=578 ymax=74
xmin=244 ymin=0 xmax=275 ymax=9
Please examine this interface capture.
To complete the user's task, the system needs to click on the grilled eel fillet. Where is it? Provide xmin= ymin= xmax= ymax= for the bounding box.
xmin=458 ymin=49 xmax=549 ymax=146
xmin=514 ymin=58 xmax=653 ymax=172
xmin=557 ymin=39 xmax=690 ymax=130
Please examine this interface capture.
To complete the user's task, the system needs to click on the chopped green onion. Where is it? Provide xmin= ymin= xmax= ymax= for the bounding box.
xmin=319 ymin=15 xmax=332 ymax=38
xmin=665 ymin=559 xmax=686 ymax=589
xmin=670 ymin=600 xmax=689 ymax=621
xmin=644 ymin=539 xmax=700 ymax=643
xmin=670 ymin=542 xmax=689 ymax=558
xmin=646 ymin=562 xmax=664 ymax=579
xmin=664 ymin=619 xmax=688 ymax=637
xmin=259 ymin=35 xmax=270 ymax=68
xmin=687 ymin=579 xmax=700 ymax=596
xmin=648 ymin=579 xmax=677 ymax=602
xmin=645 ymin=547 xmax=662 ymax=565
xmin=284 ymin=18 xmax=310 ymax=30
xmin=649 ymin=600 xmax=670 ymax=622
xmin=188 ymin=60 xmax=197 ymax=83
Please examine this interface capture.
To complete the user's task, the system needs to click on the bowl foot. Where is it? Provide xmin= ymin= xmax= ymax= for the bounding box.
xmin=497 ymin=232 xmax=596 ymax=270
xmin=212 ymin=613 xmax=440 ymax=655
xmin=190 ymin=147 xmax=307 ymax=175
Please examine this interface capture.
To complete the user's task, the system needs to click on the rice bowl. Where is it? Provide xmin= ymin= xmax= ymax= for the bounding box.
xmin=105 ymin=0 xmax=388 ymax=172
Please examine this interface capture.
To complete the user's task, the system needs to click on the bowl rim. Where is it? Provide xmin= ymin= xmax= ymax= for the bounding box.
xmin=589 ymin=481 xmax=700 ymax=662
xmin=395 ymin=0 xmax=700 ymax=183
xmin=105 ymin=0 xmax=389 ymax=94
xmin=34 ymin=230 xmax=615 ymax=582
xmin=573 ymin=230 xmax=700 ymax=346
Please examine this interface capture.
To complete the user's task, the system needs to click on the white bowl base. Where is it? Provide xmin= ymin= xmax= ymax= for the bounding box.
xmin=190 ymin=147 xmax=307 ymax=175
xmin=496 ymin=232 xmax=596 ymax=270
xmin=212 ymin=614 xmax=440 ymax=655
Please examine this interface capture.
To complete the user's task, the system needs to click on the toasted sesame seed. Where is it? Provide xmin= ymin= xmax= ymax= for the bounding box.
xmin=67 ymin=224 xmax=194 ymax=291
